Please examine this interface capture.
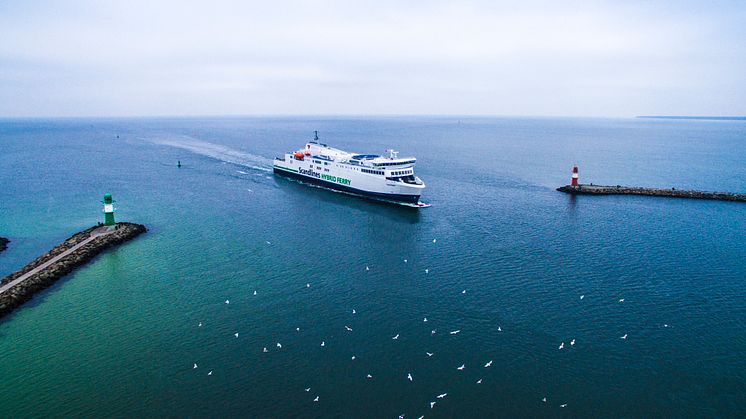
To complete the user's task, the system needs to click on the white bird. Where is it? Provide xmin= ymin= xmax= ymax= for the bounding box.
xmin=430 ymin=401 xmax=436 ymax=409
xmin=365 ymin=266 xmax=370 ymax=271
xmin=558 ymin=342 xmax=564 ymax=350
xmin=366 ymin=374 xmax=373 ymax=379
xmin=313 ymin=396 xmax=319 ymax=402
xmin=621 ymin=334 xmax=628 ymax=340
xmin=497 ymin=326 xmax=502 ymax=332
xmin=198 ymin=322 xmax=202 ymax=327
xmin=352 ymin=309 xmax=356 ymax=314
xmin=433 ymin=239 xmax=437 ymax=243
xmin=431 ymin=329 xmax=437 ymax=335
xmin=461 ymin=289 xmax=466 ymax=294
xmin=407 ymin=373 xmax=413 ymax=381
xmin=225 ymin=299 xmax=230 ymax=304
xmin=476 ymin=378 xmax=483 ymax=384
xmin=253 ymin=290 xmax=257 ymax=295
xmin=560 ymin=404 xmax=567 ymax=408
xmin=484 ymin=360 xmax=493 ymax=367
xmin=296 ymin=327 xmax=300 ymax=331
xmin=426 ymin=352 xmax=434 ymax=357
xmin=580 ymin=295 xmax=585 ymax=300
xmin=450 ymin=330 xmax=461 ymax=335
xmin=425 ymin=269 xmax=429 ymax=274
xmin=351 ymin=355 xmax=356 ymax=360
xmin=457 ymin=364 xmax=465 ymax=370
xmin=208 ymin=370 xmax=213 ymax=376
xmin=193 ymin=363 xmax=198 ymax=369
xmin=570 ymin=339 xmax=575 ymax=346
xmin=404 ymin=259 xmax=408 ymax=263
xmin=619 ymin=298 xmax=625 ymax=302
xmin=321 ymin=341 xmax=325 ymax=347
xmin=423 ymin=317 xmax=428 ymax=322
xmin=393 ymin=334 xmax=400 ymax=340
xmin=305 ymin=388 xmax=311 ymax=392
xmin=437 ymin=393 xmax=448 ymax=399
xmin=306 ymin=283 xmax=310 ymax=288
xmin=263 ymin=347 xmax=268 ymax=353
xmin=542 ymin=397 xmax=547 ymax=403
xmin=277 ymin=342 xmax=282 ymax=348
xmin=266 ymin=241 xmax=271 ymax=245
xmin=345 ymin=325 xmax=353 ymax=331
xmin=234 ymin=332 xmax=239 ymax=338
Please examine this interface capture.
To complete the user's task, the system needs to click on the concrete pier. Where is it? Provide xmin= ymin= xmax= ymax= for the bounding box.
xmin=0 ymin=222 xmax=146 ymax=319
xmin=557 ymin=184 xmax=746 ymax=202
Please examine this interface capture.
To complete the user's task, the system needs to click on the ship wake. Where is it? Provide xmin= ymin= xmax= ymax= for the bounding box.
xmin=149 ymin=135 xmax=272 ymax=172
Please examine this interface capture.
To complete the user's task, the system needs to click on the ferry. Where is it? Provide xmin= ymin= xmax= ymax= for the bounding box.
xmin=273 ymin=132 xmax=427 ymax=206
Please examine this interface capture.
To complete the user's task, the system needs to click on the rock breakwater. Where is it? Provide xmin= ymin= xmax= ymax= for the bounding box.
xmin=0 ymin=222 xmax=146 ymax=319
xmin=557 ymin=184 xmax=745 ymax=202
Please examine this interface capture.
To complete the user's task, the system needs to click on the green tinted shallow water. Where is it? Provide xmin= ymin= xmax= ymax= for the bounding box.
xmin=0 ymin=117 xmax=744 ymax=417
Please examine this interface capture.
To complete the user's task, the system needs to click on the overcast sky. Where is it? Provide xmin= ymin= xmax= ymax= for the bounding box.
xmin=1 ymin=0 xmax=745 ymax=117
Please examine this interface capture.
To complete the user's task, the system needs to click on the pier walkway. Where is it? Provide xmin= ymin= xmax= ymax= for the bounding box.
xmin=0 ymin=226 xmax=113 ymax=296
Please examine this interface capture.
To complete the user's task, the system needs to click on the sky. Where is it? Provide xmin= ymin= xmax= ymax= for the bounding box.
xmin=1 ymin=0 xmax=745 ymax=117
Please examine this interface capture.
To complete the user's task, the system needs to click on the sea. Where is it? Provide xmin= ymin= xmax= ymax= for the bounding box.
xmin=0 ymin=116 xmax=744 ymax=418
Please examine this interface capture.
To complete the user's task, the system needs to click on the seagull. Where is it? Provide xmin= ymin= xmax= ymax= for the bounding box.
xmin=193 ymin=363 xmax=198 ymax=369
xmin=305 ymin=388 xmax=310 ymax=392
xmin=430 ymin=401 xmax=436 ymax=409
xmin=198 ymin=322 xmax=202 ymax=327
xmin=476 ymin=378 xmax=483 ymax=384
xmin=263 ymin=347 xmax=268 ymax=352
xmin=461 ymin=289 xmax=466 ymax=294
xmin=266 ymin=241 xmax=271 ymax=245
xmin=619 ymin=298 xmax=625 ymax=302
xmin=560 ymin=404 xmax=567 ymax=408
xmin=450 ymin=330 xmax=461 ymax=335
xmin=296 ymin=327 xmax=300 ymax=331
xmin=457 ymin=364 xmax=465 ymax=371
xmin=542 ymin=397 xmax=547 ymax=403
xmin=366 ymin=374 xmax=373 ymax=379
xmin=425 ymin=269 xmax=429 ymax=274
xmin=558 ymin=342 xmax=564 ymax=350
xmin=234 ymin=332 xmax=239 ymax=338
xmin=431 ymin=329 xmax=437 ymax=335
xmin=407 ymin=373 xmax=413 ymax=381
xmin=208 ymin=371 xmax=213 ymax=376
xmin=404 ymin=259 xmax=408 ymax=263
xmin=277 ymin=342 xmax=282 ymax=348
xmin=351 ymin=355 xmax=356 ymax=360
xmin=664 ymin=324 xmax=670 ymax=328
xmin=392 ymin=334 xmax=400 ymax=340
xmin=426 ymin=352 xmax=434 ymax=357
xmin=497 ymin=326 xmax=502 ymax=332
xmin=352 ymin=309 xmax=356 ymax=314
xmin=365 ymin=266 xmax=370 ymax=271
xmin=423 ymin=317 xmax=428 ymax=322
xmin=313 ymin=396 xmax=319 ymax=402
xmin=253 ymin=290 xmax=257 ymax=295
xmin=345 ymin=325 xmax=353 ymax=331
xmin=306 ymin=283 xmax=310 ymax=288
xmin=580 ymin=295 xmax=585 ymax=300
xmin=621 ymin=334 xmax=628 ymax=340
xmin=484 ymin=360 xmax=493 ymax=368
xmin=321 ymin=341 xmax=325 ymax=347
xmin=433 ymin=239 xmax=437 ymax=243
xmin=570 ymin=339 xmax=575 ymax=346
xmin=437 ymin=393 xmax=448 ymax=399
xmin=225 ymin=299 xmax=230 ymax=304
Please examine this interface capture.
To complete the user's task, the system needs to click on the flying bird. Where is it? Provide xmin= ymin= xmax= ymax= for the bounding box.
xmin=430 ymin=401 xmax=436 ymax=409
xmin=345 ymin=325 xmax=353 ymax=331
xmin=580 ymin=295 xmax=584 ymax=300
xmin=558 ymin=342 xmax=565 ymax=350
xmin=462 ymin=289 xmax=466 ymax=294
xmin=263 ymin=347 xmax=268 ymax=353
xmin=497 ymin=326 xmax=502 ymax=332
xmin=313 ymin=396 xmax=319 ymax=402
xmin=425 ymin=269 xmax=429 ymax=274
xmin=366 ymin=374 xmax=373 ymax=379
xmin=542 ymin=397 xmax=547 ymax=403
xmin=253 ymin=290 xmax=257 ymax=295
xmin=351 ymin=355 xmax=356 ymax=360
xmin=198 ymin=322 xmax=202 ymax=327
xmin=437 ymin=393 xmax=448 ymax=399
xmin=193 ymin=363 xmax=198 ymax=369
xmin=457 ymin=364 xmax=465 ymax=370
xmin=392 ymin=334 xmax=400 ymax=340
xmin=365 ymin=266 xmax=370 ymax=271
xmin=570 ymin=339 xmax=575 ymax=346
xmin=305 ymin=388 xmax=311 ymax=392
xmin=321 ymin=341 xmax=325 ymax=347
xmin=433 ymin=239 xmax=437 ymax=243
xmin=431 ymin=329 xmax=437 ymax=335
xmin=484 ymin=360 xmax=493 ymax=367
xmin=266 ymin=241 xmax=271 ymax=245
xmin=476 ymin=378 xmax=483 ymax=384
xmin=276 ymin=342 xmax=282 ymax=348
xmin=306 ymin=283 xmax=310 ymax=288
xmin=450 ymin=330 xmax=461 ymax=335
xmin=352 ymin=309 xmax=356 ymax=314
xmin=560 ymin=404 xmax=567 ymax=408
xmin=234 ymin=332 xmax=239 ymax=338
xmin=208 ymin=371 xmax=213 ymax=376
xmin=225 ymin=300 xmax=230 ymax=304
xmin=426 ymin=352 xmax=434 ymax=357
xmin=423 ymin=317 xmax=428 ymax=322
xmin=619 ymin=298 xmax=625 ymax=302
xmin=404 ymin=259 xmax=408 ymax=263
xmin=621 ymin=334 xmax=628 ymax=340
xmin=407 ymin=373 xmax=413 ymax=381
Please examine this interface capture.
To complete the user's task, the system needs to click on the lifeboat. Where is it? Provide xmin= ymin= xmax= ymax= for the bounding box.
xmin=294 ymin=151 xmax=305 ymax=160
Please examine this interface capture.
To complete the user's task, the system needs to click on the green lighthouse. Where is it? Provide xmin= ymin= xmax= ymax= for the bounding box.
xmin=103 ymin=193 xmax=116 ymax=226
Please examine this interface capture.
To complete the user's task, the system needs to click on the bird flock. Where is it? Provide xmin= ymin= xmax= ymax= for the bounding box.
xmin=190 ymin=236 xmax=656 ymax=417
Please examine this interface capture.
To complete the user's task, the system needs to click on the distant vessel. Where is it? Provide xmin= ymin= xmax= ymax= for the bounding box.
xmin=273 ymin=132 xmax=426 ymax=206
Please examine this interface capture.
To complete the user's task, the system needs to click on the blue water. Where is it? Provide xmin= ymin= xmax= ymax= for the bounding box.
xmin=1 ymin=116 xmax=744 ymax=417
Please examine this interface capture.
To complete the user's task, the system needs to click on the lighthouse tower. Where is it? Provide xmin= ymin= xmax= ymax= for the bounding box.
xmin=571 ymin=165 xmax=579 ymax=187
xmin=103 ymin=193 xmax=116 ymax=226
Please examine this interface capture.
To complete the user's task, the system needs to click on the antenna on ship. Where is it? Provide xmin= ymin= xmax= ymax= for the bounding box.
xmin=314 ymin=130 xmax=319 ymax=141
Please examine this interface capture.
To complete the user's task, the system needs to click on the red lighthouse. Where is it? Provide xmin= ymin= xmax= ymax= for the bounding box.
xmin=571 ymin=165 xmax=579 ymax=187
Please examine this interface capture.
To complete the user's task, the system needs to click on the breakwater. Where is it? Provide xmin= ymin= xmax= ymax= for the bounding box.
xmin=557 ymin=184 xmax=746 ymax=202
xmin=0 ymin=237 xmax=8 ymax=253
xmin=0 ymin=222 xmax=146 ymax=319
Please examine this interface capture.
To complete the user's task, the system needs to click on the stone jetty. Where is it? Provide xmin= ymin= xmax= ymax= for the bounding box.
xmin=0 ymin=222 xmax=146 ymax=319
xmin=557 ymin=184 xmax=746 ymax=202
xmin=0 ymin=237 xmax=8 ymax=253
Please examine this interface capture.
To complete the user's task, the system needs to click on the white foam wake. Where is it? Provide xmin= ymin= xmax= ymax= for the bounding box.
xmin=149 ymin=135 xmax=272 ymax=172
